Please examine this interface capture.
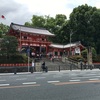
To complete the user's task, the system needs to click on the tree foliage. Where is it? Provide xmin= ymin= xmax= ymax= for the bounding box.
xmin=0 ymin=36 xmax=18 ymax=59
xmin=69 ymin=4 xmax=100 ymax=54
xmin=0 ymin=23 xmax=9 ymax=38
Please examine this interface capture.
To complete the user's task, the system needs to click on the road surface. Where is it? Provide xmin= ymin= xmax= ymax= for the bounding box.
xmin=0 ymin=69 xmax=100 ymax=100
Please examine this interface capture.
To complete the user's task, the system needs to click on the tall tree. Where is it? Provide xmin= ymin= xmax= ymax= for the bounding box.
xmin=91 ymin=9 xmax=100 ymax=54
xmin=31 ymin=15 xmax=46 ymax=28
xmin=52 ymin=14 xmax=67 ymax=44
xmin=69 ymin=4 xmax=97 ymax=45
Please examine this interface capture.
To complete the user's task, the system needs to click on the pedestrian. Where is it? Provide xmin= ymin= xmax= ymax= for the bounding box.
xmin=31 ymin=60 xmax=35 ymax=73
xmin=42 ymin=61 xmax=45 ymax=71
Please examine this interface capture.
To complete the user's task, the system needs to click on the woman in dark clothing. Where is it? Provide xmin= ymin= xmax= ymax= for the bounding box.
xmin=42 ymin=61 xmax=45 ymax=70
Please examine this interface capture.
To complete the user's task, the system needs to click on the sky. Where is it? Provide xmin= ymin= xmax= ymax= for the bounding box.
xmin=0 ymin=0 xmax=100 ymax=26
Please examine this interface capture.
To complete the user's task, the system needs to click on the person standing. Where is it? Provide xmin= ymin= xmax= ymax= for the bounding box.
xmin=31 ymin=60 xmax=35 ymax=73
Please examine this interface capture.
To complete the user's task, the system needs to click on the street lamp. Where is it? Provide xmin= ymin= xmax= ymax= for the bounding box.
xmin=70 ymin=30 xmax=73 ymax=56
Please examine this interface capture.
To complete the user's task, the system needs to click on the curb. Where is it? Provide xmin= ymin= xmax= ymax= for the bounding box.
xmin=0 ymin=69 xmax=99 ymax=76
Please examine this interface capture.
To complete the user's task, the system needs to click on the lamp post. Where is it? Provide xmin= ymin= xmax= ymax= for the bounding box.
xmin=70 ymin=31 xmax=73 ymax=56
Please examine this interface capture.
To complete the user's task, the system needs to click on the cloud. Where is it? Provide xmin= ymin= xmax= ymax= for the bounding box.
xmin=0 ymin=0 xmax=32 ymax=25
xmin=0 ymin=0 xmax=100 ymax=26
xmin=0 ymin=0 xmax=20 ymax=15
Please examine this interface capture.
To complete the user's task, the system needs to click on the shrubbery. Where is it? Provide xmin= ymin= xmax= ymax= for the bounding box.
xmin=0 ymin=54 xmax=28 ymax=64
xmin=69 ymin=55 xmax=85 ymax=62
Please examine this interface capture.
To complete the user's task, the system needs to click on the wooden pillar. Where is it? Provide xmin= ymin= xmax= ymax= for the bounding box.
xmin=46 ymin=44 xmax=48 ymax=57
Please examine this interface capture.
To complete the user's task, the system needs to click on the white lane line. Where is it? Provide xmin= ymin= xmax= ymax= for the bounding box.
xmin=47 ymin=81 xmax=60 ymax=83
xmin=22 ymin=82 xmax=36 ymax=85
xmin=69 ymin=80 xmax=80 ymax=82
xmin=16 ymin=78 xmax=27 ymax=80
xmin=0 ymin=84 xmax=10 ymax=86
xmin=0 ymin=80 xmax=6 ymax=81
xmin=89 ymin=78 xmax=99 ymax=81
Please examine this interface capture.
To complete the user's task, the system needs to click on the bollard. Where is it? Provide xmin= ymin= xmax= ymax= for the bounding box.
xmin=70 ymin=64 xmax=72 ymax=71
xmin=31 ymin=67 xmax=33 ymax=73
xmin=45 ymin=66 xmax=48 ymax=72
xmin=14 ymin=67 xmax=17 ymax=74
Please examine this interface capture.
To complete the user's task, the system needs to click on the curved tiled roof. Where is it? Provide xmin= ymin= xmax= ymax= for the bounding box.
xmin=49 ymin=42 xmax=85 ymax=49
xmin=10 ymin=23 xmax=55 ymax=36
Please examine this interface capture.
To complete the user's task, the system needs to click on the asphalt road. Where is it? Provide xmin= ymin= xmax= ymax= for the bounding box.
xmin=0 ymin=69 xmax=100 ymax=100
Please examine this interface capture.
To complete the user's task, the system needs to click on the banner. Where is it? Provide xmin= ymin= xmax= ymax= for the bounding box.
xmin=75 ymin=47 xmax=80 ymax=54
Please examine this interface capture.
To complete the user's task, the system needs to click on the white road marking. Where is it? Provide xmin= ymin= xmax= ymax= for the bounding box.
xmin=69 ymin=80 xmax=80 ymax=82
xmin=22 ymin=82 xmax=36 ymax=85
xmin=16 ymin=78 xmax=27 ymax=80
xmin=89 ymin=78 xmax=99 ymax=81
xmin=0 ymin=80 xmax=6 ymax=81
xmin=0 ymin=84 xmax=10 ymax=86
xmin=47 ymin=81 xmax=60 ymax=83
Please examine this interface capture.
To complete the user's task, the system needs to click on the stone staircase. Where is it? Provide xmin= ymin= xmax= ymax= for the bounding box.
xmin=39 ymin=57 xmax=79 ymax=71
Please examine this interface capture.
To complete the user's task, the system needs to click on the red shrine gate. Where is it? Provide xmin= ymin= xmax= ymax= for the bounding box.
xmin=8 ymin=23 xmax=54 ymax=57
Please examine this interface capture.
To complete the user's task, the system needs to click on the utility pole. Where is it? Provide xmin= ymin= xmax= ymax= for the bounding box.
xmin=70 ymin=30 xmax=73 ymax=56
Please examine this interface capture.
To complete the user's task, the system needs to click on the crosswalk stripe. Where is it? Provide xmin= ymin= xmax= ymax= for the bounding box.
xmin=47 ymin=81 xmax=60 ymax=83
xmin=89 ymin=78 xmax=99 ymax=81
xmin=22 ymin=82 xmax=36 ymax=85
xmin=69 ymin=80 xmax=80 ymax=82
xmin=0 ymin=84 xmax=10 ymax=86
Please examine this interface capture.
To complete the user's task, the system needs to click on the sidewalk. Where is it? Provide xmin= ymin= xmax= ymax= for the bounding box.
xmin=0 ymin=69 xmax=99 ymax=76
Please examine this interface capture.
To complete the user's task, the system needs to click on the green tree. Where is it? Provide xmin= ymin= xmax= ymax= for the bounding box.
xmin=69 ymin=4 xmax=97 ymax=45
xmin=91 ymin=9 xmax=100 ymax=54
xmin=51 ymin=14 xmax=67 ymax=44
xmin=31 ymin=15 xmax=46 ymax=28
xmin=0 ymin=36 xmax=18 ymax=59
xmin=68 ymin=4 xmax=100 ymax=54
xmin=0 ymin=23 xmax=9 ymax=37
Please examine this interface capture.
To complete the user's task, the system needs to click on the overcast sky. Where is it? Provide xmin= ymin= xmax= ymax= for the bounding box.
xmin=0 ymin=0 xmax=100 ymax=26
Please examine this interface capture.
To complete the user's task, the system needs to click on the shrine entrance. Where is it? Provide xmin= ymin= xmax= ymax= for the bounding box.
xmin=30 ymin=46 xmax=47 ymax=58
